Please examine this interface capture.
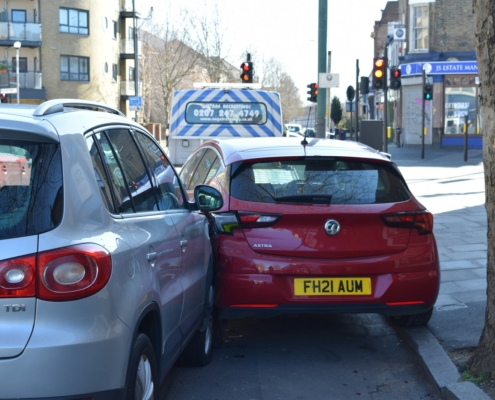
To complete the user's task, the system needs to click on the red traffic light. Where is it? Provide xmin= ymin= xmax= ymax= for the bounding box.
xmin=390 ymin=67 xmax=402 ymax=90
xmin=374 ymin=59 xmax=385 ymax=68
xmin=307 ymin=83 xmax=318 ymax=103
xmin=240 ymin=61 xmax=253 ymax=83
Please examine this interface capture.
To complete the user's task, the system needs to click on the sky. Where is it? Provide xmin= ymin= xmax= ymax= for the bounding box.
xmin=137 ymin=0 xmax=391 ymax=103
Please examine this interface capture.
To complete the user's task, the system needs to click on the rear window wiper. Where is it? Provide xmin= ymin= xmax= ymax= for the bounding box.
xmin=274 ymin=195 xmax=332 ymax=204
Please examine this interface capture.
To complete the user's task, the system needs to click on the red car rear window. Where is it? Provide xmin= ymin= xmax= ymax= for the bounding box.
xmin=230 ymin=158 xmax=411 ymax=205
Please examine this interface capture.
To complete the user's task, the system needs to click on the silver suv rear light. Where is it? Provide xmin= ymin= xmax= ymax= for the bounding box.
xmin=0 ymin=244 xmax=112 ymax=301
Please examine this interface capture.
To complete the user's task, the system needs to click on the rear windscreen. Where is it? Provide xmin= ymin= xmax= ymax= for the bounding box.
xmin=0 ymin=141 xmax=63 ymax=240
xmin=230 ymin=159 xmax=411 ymax=205
xmin=185 ymin=102 xmax=267 ymax=125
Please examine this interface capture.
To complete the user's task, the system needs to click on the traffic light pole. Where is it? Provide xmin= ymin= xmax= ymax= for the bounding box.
xmin=355 ymin=59 xmax=359 ymax=141
xmin=383 ymin=41 xmax=389 ymax=153
xmin=421 ymin=68 xmax=425 ymax=159
xmin=316 ymin=0 xmax=327 ymax=138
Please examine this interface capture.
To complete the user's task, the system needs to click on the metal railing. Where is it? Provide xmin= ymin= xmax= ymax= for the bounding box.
xmin=0 ymin=22 xmax=41 ymax=42
xmin=3 ymin=71 xmax=43 ymax=89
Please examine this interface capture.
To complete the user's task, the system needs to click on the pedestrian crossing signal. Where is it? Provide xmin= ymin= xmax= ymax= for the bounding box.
xmin=424 ymin=83 xmax=433 ymax=101
xmin=0 ymin=94 xmax=7 ymax=103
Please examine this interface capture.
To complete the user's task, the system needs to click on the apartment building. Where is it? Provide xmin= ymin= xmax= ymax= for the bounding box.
xmin=0 ymin=0 xmax=140 ymax=118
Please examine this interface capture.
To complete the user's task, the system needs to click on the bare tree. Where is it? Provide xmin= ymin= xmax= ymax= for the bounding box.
xmin=140 ymin=9 xmax=202 ymax=127
xmin=261 ymin=57 xmax=303 ymax=123
xmin=193 ymin=1 xmax=236 ymax=83
xmin=468 ymin=0 xmax=495 ymax=377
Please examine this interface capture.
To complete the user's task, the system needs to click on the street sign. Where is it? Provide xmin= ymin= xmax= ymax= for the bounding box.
xmin=318 ymin=73 xmax=339 ymax=88
xmin=1 ymin=88 xmax=17 ymax=94
xmin=129 ymin=96 xmax=142 ymax=108
xmin=346 ymin=86 xmax=355 ymax=102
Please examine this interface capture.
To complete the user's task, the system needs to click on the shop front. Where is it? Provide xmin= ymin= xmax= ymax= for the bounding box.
xmin=400 ymin=60 xmax=481 ymax=149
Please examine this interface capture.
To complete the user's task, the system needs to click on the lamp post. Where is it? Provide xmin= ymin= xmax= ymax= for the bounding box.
xmin=13 ymin=41 xmax=21 ymax=104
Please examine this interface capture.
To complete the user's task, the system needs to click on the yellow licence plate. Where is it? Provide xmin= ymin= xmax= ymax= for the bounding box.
xmin=294 ymin=278 xmax=372 ymax=296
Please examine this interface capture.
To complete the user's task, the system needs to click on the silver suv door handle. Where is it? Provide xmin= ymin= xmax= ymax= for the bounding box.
xmin=180 ymin=239 xmax=188 ymax=248
xmin=147 ymin=251 xmax=157 ymax=262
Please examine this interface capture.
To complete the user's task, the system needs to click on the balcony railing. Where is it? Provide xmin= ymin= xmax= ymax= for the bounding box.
xmin=1 ymin=71 xmax=42 ymax=89
xmin=120 ymin=39 xmax=142 ymax=56
xmin=121 ymin=80 xmax=142 ymax=97
xmin=0 ymin=22 xmax=42 ymax=42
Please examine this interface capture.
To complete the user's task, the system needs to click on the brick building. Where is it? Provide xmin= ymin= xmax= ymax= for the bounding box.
xmin=369 ymin=0 xmax=478 ymax=148
xmin=397 ymin=0 xmax=478 ymax=147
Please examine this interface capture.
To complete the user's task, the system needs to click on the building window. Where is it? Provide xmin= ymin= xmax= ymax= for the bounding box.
xmin=112 ymin=20 xmax=118 ymax=39
xmin=59 ymin=8 xmax=89 ymax=35
xmin=129 ymin=66 xmax=135 ymax=82
xmin=410 ymin=4 xmax=429 ymax=51
xmin=60 ymin=55 xmax=89 ymax=81
xmin=112 ymin=64 xmax=118 ymax=82
xmin=11 ymin=57 xmax=27 ymax=72
xmin=12 ymin=10 xmax=26 ymax=23
xmin=128 ymin=26 xmax=135 ymax=40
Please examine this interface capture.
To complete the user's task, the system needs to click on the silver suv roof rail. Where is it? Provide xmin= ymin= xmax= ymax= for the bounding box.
xmin=34 ymin=99 xmax=126 ymax=117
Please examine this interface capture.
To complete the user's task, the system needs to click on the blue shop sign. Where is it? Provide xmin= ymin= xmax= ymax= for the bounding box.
xmin=400 ymin=61 xmax=478 ymax=76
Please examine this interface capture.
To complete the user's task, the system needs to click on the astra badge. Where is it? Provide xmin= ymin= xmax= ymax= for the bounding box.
xmin=324 ymin=220 xmax=340 ymax=236
xmin=253 ymin=244 xmax=273 ymax=248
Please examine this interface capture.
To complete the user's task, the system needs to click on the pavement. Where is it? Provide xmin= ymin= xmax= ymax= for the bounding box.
xmin=385 ymin=143 xmax=490 ymax=400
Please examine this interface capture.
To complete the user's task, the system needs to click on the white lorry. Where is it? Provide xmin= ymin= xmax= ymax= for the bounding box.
xmin=167 ymin=83 xmax=283 ymax=165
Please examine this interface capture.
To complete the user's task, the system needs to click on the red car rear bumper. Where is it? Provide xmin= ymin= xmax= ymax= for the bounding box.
xmin=214 ymin=234 xmax=440 ymax=320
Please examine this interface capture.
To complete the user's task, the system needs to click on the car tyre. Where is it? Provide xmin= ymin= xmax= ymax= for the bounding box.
xmin=176 ymin=258 xmax=215 ymax=367
xmin=389 ymin=308 xmax=433 ymax=328
xmin=125 ymin=333 xmax=158 ymax=400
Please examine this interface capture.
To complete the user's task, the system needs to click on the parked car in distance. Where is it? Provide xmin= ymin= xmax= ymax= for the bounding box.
xmin=0 ymin=99 xmax=223 ymax=399
xmin=285 ymin=123 xmax=303 ymax=137
xmin=302 ymin=128 xmax=316 ymax=137
xmin=178 ymin=137 xmax=440 ymax=328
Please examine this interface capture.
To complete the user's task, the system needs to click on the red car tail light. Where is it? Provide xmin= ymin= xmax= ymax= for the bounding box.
xmin=37 ymin=244 xmax=112 ymax=301
xmin=213 ymin=212 xmax=282 ymax=234
xmin=380 ymin=210 xmax=434 ymax=235
xmin=0 ymin=255 xmax=36 ymax=298
xmin=237 ymin=212 xmax=282 ymax=229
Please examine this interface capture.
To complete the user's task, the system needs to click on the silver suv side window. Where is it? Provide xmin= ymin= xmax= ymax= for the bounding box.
xmin=104 ymin=129 xmax=157 ymax=213
xmin=179 ymin=148 xmax=207 ymax=189
xmin=85 ymin=136 xmax=116 ymax=213
xmin=134 ymin=131 xmax=185 ymax=210
xmin=0 ymin=141 xmax=63 ymax=239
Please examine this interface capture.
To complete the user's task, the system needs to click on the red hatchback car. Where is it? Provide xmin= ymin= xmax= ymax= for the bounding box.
xmin=179 ymin=137 xmax=440 ymax=327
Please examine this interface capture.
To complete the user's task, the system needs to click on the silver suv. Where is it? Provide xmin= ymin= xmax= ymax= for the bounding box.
xmin=0 ymin=99 xmax=223 ymax=399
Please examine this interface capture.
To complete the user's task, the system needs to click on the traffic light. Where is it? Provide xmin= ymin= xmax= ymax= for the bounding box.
xmin=0 ymin=94 xmax=7 ymax=103
xmin=360 ymin=77 xmax=370 ymax=95
xmin=306 ymin=83 xmax=318 ymax=103
xmin=390 ymin=67 xmax=401 ymax=90
xmin=240 ymin=61 xmax=253 ymax=83
xmin=372 ymin=57 xmax=387 ymax=90
xmin=423 ymin=81 xmax=433 ymax=101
